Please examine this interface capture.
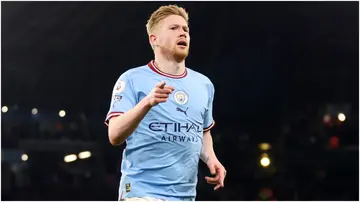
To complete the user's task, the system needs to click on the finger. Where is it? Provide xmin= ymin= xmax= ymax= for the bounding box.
xmin=209 ymin=165 xmax=216 ymax=175
xmin=155 ymin=98 xmax=168 ymax=103
xmin=155 ymin=93 xmax=169 ymax=98
xmin=205 ymin=175 xmax=219 ymax=182
xmin=156 ymin=81 xmax=166 ymax=89
xmin=206 ymin=179 xmax=219 ymax=185
xmin=218 ymin=172 xmax=225 ymax=187
xmin=206 ymin=180 xmax=218 ymax=185
xmin=221 ymin=171 xmax=226 ymax=187
xmin=215 ymin=168 xmax=225 ymax=187
xmin=164 ymin=86 xmax=175 ymax=91
xmin=214 ymin=184 xmax=221 ymax=191
xmin=155 ymin=88 xmax=173 ymax=94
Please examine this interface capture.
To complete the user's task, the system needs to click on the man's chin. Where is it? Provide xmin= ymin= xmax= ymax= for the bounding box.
xmin=173 ymin=54 xmax=188 ymax=63
xmin=173 ymin=50 xmax=189 ymax=62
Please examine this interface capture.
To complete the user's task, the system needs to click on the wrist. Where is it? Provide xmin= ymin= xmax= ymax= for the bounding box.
xmin=207 ymin=155 xmax=218 ymax=163
xmin=140 ymin=96 xmax=153 ymax=109
xmin=201 ymin=152 xmax=217 ymax=164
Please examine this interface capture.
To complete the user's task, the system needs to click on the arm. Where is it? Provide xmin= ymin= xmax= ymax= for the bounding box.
xmin=201 ymin=81 xmax=217 ymax=164
xmin=201 ymin=129 xmax=226 ymax=190
xmin=201 ymin=81 xmax=226 ymax=190
xmin=108 ymin=98 xmax=152 ymax=145
xmin=200 ymin=130 xmax=218 ymax=164
xmin=107 ymin=80 xmax=173 ymax=145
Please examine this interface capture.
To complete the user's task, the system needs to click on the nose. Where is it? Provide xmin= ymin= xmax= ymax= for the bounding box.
xmin=178 ymin=29 xmax=187 ymax=38
xmin=179 ymin=32 xmax=187 ymax=38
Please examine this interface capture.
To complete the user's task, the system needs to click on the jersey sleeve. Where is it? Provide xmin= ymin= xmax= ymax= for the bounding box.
xmin=203 ymin=82 xmax=215 ymax=132
xmin=104 ymin=72 xmax=136 ymax=126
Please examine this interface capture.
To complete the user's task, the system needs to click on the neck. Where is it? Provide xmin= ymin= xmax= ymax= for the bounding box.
xmin=153 ymin=54 xmax=186 ymax=76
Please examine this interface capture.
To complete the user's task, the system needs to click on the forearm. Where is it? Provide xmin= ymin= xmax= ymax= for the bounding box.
xmin=108 ymin=98 xmax=152 ymax=145
xmin=200 ymin=130 xmax=218 ymax=164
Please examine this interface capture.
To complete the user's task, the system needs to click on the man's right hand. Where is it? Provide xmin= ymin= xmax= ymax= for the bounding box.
xmin=146 ymin=81 xmax=174 ymax=106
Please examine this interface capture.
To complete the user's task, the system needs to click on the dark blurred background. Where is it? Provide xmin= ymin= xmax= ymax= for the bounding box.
xmin=1 ymin=1 xmax=359 ymax=201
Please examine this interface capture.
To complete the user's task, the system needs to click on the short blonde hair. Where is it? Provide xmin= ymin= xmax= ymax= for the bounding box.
xmin=146 ymin=5 xmax=189 ymax=35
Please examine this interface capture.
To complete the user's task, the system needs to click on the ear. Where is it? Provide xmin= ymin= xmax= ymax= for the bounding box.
xmin=149 ymin=34 xmax=157 ymax=47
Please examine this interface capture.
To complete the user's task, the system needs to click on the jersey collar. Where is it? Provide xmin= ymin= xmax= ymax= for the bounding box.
xmin=148 ymin=60 xmax=188 ymax=79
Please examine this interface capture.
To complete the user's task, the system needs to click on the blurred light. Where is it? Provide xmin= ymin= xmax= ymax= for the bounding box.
xmin=64 ymin=154 xmax=77 ymax=163
xmin=31 ymin=108 xmax=38 ymax=115
xmin=59 ymin=110 xmax=66 ymax=118
xmin=261 ymin=157 xmax=270 ymax=167
xmin=21 ymin=154 xmax=28 ymax=161
xmin=2 ymin=106 xmax=8 ymax=113
xmin=78 ymin=151 xmax=91 ymax=159
xmin=329 ymin=136 xmax=340 ymax=149
xmin=259 ymin=143 xmax=271 ymax=151
xmin=323 ymin=114 xmax=331 ymax=123
xmin=260 ymin=154 xmax=270 ymax=167
xmin=259 ymin=188 xmax=274 ymax=199
xmin=337 ymin=113 xmax=346 ymax=122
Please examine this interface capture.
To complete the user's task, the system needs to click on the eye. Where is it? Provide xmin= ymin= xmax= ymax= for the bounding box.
xmin=170 ymin=27 xmax=177 ymax=30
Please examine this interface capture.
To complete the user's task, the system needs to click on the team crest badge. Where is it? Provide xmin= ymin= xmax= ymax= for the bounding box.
xmin=114 ymin=80 xmax=126 ymax=93
xmin=125 ymin=183 xmax=131 ymax=192
xmin=174 ymin=91 xmax=188 ymax=105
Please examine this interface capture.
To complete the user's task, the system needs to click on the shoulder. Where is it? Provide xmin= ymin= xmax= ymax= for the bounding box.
xmin=119 ymin=64 xmax=150 ymax=79
xmin=187 ymin=67 xmax=214 ymax=88
xmin=113 ymin=64 xmax=151 ymax=92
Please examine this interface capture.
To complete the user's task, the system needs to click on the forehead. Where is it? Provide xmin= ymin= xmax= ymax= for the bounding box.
xmin=160 ymin=15 xmax=188 ymax=27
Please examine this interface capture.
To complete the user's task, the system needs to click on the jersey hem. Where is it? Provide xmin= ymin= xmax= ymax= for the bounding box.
xmin=203 ymin=120 xmax=215 ymax=132
xmin=104 ymin=112 xmax=124 ymax=126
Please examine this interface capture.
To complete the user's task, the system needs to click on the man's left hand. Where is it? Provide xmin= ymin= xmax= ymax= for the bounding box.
xmin=205 ymin=158 xmax=227 ymax=190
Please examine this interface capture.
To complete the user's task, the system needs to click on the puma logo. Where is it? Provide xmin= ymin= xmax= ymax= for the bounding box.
xmin=176 ymin=107 xmax=188 ymax=117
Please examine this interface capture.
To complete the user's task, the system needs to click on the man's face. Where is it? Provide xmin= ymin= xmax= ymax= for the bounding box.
xmin=151 ymin=15 xmax=190 ymax=62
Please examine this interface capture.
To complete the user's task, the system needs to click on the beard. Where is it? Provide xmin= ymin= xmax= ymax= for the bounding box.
xmin=159 ymin=44 xmax=189 ymax=63
xmin=172 ymin=46 xmax=189 ymax=63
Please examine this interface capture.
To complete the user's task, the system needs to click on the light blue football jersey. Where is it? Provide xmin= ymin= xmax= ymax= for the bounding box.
xmin=105 ymin=60 xmax=215 ymax=201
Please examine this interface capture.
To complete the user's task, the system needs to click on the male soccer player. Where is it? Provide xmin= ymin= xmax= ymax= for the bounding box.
xmin=105 ymin=5 xmax=226 ymax=201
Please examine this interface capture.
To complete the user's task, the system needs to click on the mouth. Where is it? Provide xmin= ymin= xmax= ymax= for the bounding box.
xmin=176 ymin=40 xmax=188 ymax=47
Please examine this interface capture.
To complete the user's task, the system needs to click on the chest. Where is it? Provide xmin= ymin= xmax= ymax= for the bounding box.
xmin=134 ymin=77 xmax=209 ymax=121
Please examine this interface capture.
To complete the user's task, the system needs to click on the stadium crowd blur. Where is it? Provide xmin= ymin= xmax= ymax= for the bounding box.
xmin=2 ymin=1 xmax=359 ymax=201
